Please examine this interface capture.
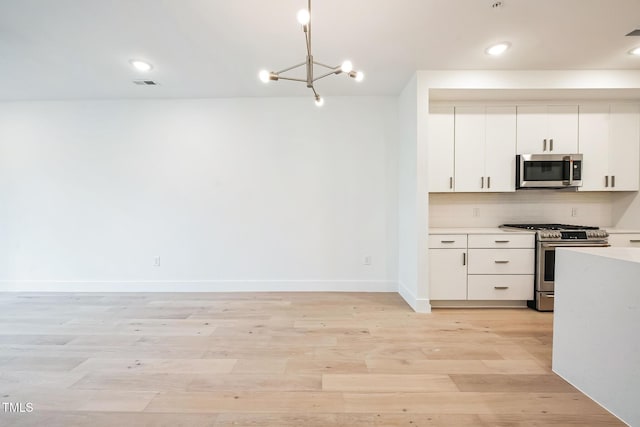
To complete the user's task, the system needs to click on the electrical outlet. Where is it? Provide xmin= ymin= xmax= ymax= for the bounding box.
xmin=473 ymin=208 xmax=480 ymax=217
xmin=364 ymin=256 xmax=372 ymax=266
xmin=153 ymin=256 xmax=161 ymax=267
xmin=571 ymin=208 xmax=578 ymax=217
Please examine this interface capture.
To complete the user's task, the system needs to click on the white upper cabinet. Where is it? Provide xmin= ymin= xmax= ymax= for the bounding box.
xmin=485 ymin=106 xmax=517 ymax=192
xmin=454 ymin=106 xmax=516 ymax=192
xmin=578 ymin=104 xmax=610 ymax=191
xmin=608 ymin=104 xmax=640 ymax=191
xmin=428 ymin=106 xmax=455 ymax=192
xmin=454 ymin=106 xmax=485 ymax=192
xmin=579 ymin=103 xmax=640 ymax=192
xmin=516 ymin=105 xmax=578 ymax=154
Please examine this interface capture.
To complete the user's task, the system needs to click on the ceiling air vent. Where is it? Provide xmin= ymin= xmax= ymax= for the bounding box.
xmin=625 ymin=29 xmax=640 ymax=36
xmin=133 ymin=80 xmax=159 ymax=86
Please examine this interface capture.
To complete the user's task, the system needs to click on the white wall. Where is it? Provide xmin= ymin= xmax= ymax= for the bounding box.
xmin=397 ymin=75 xmax=430 ymax=312
xmin=430 ymin=191 xmax=614 ymax=228
xmin=0 ymin=97 xmax=399 ymax=292
xmin=612 ymin=191 xmax=640 ymax=229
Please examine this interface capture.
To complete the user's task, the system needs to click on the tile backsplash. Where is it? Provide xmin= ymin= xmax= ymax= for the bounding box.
xmin=429 ymin=191 xmax=614 ymax=228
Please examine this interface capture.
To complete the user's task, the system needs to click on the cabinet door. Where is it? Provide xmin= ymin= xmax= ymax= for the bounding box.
xmin=485 ymin=106 xmax=516 ymax=192
xmin=428 ymin=106 xmax=455 ymax=192
xmin=609 ymin=104 xmax=640 ymax=191
xmin=547 ymin=105 xmax=579 ymax=153
xmin=516 ymin=105 xmax=548 ymax=154
xmin=429 ymin=249 xmax=467 ymax=300
xmin=454 ymin=106 xmax=486 ymax=192
xmin=578 ymin=104 xmax=610 ymax=191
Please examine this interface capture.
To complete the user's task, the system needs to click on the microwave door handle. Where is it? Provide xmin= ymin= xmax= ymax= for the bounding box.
xmin=563 ymin=155 xmax=573 ymax=186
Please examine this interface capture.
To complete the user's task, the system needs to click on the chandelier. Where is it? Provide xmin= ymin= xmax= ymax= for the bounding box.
xmin=258 ymin=0 xmax=364 ymax=106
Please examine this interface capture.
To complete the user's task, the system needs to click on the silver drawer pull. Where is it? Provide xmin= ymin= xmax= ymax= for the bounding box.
xmin=440 ymin=240 xmax=455 ymax=243
xmin=494 ymin=240 xmax=510 ymax=243
xmin=494 ymin=286 xmax=509 ymax=290
xmin=494 ymin=260 xmax=510 ymax=264
xmin=630 ymin=239 xmax=640 ymax=243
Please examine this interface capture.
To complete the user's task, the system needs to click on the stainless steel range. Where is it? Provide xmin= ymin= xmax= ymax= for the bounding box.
xmin=500 ymin=224 xmax=609 ymax=311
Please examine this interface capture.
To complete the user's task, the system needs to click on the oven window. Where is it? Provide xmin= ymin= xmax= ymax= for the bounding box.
xmin=544 ymin=249 xmax=555 ymax=282
xmin=524 ymin=161 xmax=565 ymax=181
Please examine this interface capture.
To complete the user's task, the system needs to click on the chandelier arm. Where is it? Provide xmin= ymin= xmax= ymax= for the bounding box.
xmin=312 ymin=61 xmax=338 ymax=70
xmin=311 ymin=86 xmax=319 ymax=98
xmin=277 ymin=76 xmax=307 ymax=83
xmin=313 ymin=70 xmax=340 ymax=82
xmin=276 ymin=62 xmax=306 ymax=75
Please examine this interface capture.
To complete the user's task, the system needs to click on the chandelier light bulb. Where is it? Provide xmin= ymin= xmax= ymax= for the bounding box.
xmin=349 ymin=71 xmax=364 ymax=82
xmin=341 ymin=60 xmax=353 ymax=73
xmin=315 ymin=95 xmax=324 ymax=107
xmin=297 ymin=9 xmax=310 ymax=25
xmin=629 ymin=47 xmax=640 ymax=56
xmin=259 ymin=70 xmax=270 ymax=83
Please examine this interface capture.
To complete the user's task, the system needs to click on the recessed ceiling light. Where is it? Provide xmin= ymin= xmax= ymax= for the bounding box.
xmin=629 ymin=47 xmax=640 ymax=56
xmin=129 ymin=59 xmax=153 ymax=72
xmin=486 ymin=42 xmax=511 ymax=56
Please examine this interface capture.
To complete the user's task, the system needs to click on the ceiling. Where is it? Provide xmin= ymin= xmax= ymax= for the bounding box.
xmin=1 ymin=0 xmax=640 ymax=101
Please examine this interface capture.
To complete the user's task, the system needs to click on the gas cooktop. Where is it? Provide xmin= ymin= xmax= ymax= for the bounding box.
xmin=501 ymin=223 xmax=600 ymax=231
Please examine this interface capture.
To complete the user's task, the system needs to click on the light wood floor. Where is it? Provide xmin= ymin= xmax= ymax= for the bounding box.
xmin=0 ymin=292 xmax=623 ymax=426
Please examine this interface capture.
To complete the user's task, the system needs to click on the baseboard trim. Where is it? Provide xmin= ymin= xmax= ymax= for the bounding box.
xmin=398 ymin=281 xmax=431 ymax=313
xmin=430 ymin=300 xmax=528 ymax=308
xmin=0 ymin=280 xmax=397 ymax=293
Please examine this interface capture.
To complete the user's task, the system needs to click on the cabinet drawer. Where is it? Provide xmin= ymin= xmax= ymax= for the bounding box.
xmin=608 ymin=234 xmax=640 ymax=248
xmin=468 ymin=249 xmax=534 ymax=274
xmin=468 ymin=275 xmax=534 ymax=300
xmin=468 ymin=234 xmax=534 ymax=248
xmin=429 ymin=234 xmax=467 ymax=249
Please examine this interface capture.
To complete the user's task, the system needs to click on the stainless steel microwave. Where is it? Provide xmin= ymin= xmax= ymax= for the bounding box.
xmin=516 ymin=154 xmax=583 ymax=189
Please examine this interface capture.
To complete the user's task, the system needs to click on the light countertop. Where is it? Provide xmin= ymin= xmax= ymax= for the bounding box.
xmin=429 ymin=227 xmax=536 ymax=235
xmin=602 ymin=228 xmax=640 ymax=234
xmin=557 ymin=246 xmax=640 ymax=264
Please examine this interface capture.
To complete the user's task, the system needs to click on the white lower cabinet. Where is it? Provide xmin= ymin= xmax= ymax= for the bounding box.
xmin=429 ymin=232 xmax=534 ymax=303
xmin=429 ymin=249 xmax=467 ymax=300
xmin=608 ymin=233 xmax=640 ymax=248
xmin=467 ymin=249 xmax=535 ymax=275
xmin=467 ymin=275 xmax=534 ymax=300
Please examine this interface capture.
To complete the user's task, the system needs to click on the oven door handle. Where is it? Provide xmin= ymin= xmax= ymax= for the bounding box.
xmin=540 ymin=242 xmax=610 ymax=248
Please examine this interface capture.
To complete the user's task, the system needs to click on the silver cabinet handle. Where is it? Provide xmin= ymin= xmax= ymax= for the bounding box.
xmin=494 ymin=286 xmax=509 ymax=290
xmin=543 ymin=139 xmax=547 ymax=151
xmin=441 ymin=240 xmax=455 ymax=243
xmin=605 ymin=176 xmax=609 ymax=188
xmin=494 ymin=240 xmax=510 ymax=243
xmin=487 ymin=176 xmax=491 ymax=189
xmin=481 ymin=176 xmax=484 ymax=189
xmin=449 ymin=177 xmax=453 ymax=189
xmin=462 ymin=252 xmax=466 ymax=266
xmin=630 ymin=239 xmax=640 ymax=243
xmin=550 ymin=138 xmax=554 ymax=151
xmin=612 ymin=175 xmax=616 ymax=188
xmin=494 ymin=260 xmax=510 ymax=264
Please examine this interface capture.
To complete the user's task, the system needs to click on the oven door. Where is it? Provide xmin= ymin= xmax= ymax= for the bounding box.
xmin=537 ymin=241 xmax=609 ymax=292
